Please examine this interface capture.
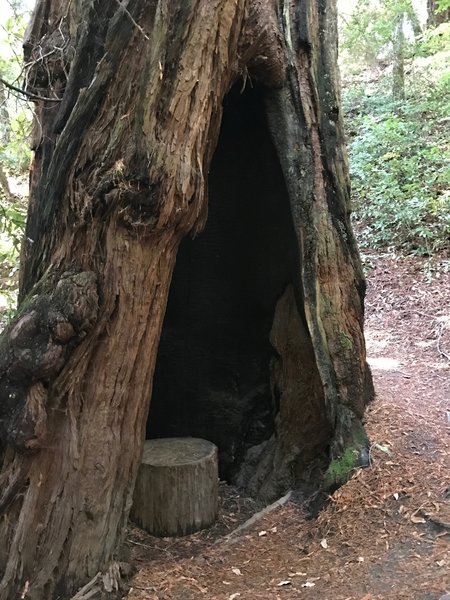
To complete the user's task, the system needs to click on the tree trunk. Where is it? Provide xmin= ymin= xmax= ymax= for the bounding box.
xmin=427 ymin=0 xmax=450 ymax=26
xmin=0 ymin=0 xmax=373 ymax=598
xmin=0 ymin=163 xmax=11 ymax=201
xmin=392 ymin=14 xmax=406 ymax=101
xmin=131 ymin=438 xmax=218 ymax=536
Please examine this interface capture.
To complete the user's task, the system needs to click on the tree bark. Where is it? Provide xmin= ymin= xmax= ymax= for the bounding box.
xmin=427 ymin=0 xmax=450 ymax=26
xmin=0 ymin=0 xmax=373 ymax=598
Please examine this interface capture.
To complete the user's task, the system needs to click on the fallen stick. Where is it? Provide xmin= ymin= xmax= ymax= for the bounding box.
xmin=437 ymin=323 xmax=450 ymax=362
xmin=69 ymin=573 xmax=102 ymax=600
xmin=217 ymin=490 xmax=292 ymax=545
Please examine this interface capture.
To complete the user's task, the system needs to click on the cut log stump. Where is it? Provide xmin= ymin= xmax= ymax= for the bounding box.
xmin=131 ymin=437 xmax=219 ymax=536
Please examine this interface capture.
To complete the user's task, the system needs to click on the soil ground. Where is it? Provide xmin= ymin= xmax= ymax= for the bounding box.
xmin=125 ymin=251 xmax=450 ymax=600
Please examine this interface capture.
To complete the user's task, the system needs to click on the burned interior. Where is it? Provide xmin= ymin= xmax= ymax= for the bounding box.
xmin=147 ymin=82 xmax=330 ymax=499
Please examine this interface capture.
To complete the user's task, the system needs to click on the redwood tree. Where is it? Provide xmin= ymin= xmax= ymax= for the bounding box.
xmin=0 ymin=0 xmax=373 ymax=598
xmin=427 ymin=0 xmax=450 ymax=26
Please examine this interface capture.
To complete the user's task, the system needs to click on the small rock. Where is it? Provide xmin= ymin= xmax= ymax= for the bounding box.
xmin=357 ymin=448 xmax=370 ymax=468
xmin=438 ymin=594 xmax=450 ymax=600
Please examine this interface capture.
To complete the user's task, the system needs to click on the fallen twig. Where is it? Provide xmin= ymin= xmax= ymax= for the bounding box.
xmin=437 ymin=323 xmax=450 ymax=362
xmin=69 ymin=572 xmax=102 ymax=600
xmin=216 ymin=490 xmax=292 ymax=544
xmin=127 ymin=538 xmax=155 ymax=550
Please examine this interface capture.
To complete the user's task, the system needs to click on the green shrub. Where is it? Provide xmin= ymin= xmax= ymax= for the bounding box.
xmin=345 ymin=69 xmax=450 ymax=255
xmin=417 ymin=23 xmax=450 ymax=56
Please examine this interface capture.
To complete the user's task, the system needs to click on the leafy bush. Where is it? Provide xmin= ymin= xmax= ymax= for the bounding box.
xmin=0 ymin=182 xmax=25 ymax=327
xmin=0 ymin=4 xmax=32 ymax=174
xmin=340 ymin=0 xmax=419 ymax=67
xmin=345 ymin=63 xmax=450 ymax=256
xmin=0 ymin=193 xmax=26 ymax=254
xmin=0 ymin=109 xmax=31 ymax=173
xmin=417 ymin=22 xmax=450 ymax=55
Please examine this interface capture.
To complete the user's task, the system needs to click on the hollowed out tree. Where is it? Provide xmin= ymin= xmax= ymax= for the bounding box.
xmin=0 ymin=0 xmax=373 ymax=598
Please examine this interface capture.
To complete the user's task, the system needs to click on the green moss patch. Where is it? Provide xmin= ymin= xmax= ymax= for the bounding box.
xmin=324 ymin=447 xmax=359 ymax=487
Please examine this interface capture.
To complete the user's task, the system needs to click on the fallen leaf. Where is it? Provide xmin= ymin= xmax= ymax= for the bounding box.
xmin=258 ymin=530 xmax=267 ymax=537
xmin=373 ymin=443 xmax=391 ymax=455
xmin=357 ymin=556 xmax=364 ymax=562
xmin=231 ymin=567 xmax=242 ymax=576
xmin=277 ymin=581 xmax=291 ymax=586
xmin=302 ymin=582 xmax=316 ymax=588
xmin=288 ymin=572 xmax=307 ymax=577
xmin=270 ymin=527 xmax=278 ymax=533
xmin=229 ymin=594 xmax=241 ymax=600
xmin=320 ymin=538 xmax=328 ymax=549
xmin=393 ymin=492 xmax=399 ymax=500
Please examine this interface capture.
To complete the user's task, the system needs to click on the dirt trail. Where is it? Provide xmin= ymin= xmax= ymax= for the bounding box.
xmin=126 ymin=252 xmax=450 ymax=600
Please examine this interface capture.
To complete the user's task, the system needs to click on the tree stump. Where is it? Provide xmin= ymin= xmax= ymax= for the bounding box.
xmin=131 ymin=437 xmax=218 ymax=536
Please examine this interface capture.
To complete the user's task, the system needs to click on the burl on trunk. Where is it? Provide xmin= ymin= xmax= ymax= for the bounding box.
xmin=0 ymin=0 xmax=373 ymax=598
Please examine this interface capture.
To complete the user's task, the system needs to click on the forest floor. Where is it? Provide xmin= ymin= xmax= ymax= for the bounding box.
xmin=125 ymin=251 xmax=450 ymax=600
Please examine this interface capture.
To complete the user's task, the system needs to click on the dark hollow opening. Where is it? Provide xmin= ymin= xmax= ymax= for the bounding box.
xmin=147 ymin=82 xmax=301 ymax=483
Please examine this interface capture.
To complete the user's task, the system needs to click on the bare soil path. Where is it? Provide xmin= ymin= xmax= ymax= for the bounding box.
xmin=125 ymin=252 xmax=450 ymax=600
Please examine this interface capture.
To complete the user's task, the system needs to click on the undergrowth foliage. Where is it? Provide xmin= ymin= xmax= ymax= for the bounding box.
xmin=342 ymin=12 xmax=450 ymax=256
xmin=0 ymin=0 xmax=31 ymax=325
xmin=0 ymin=1 xmax=32 ymax=173
xmin=345 ymin=78 xmax=450 ymax=254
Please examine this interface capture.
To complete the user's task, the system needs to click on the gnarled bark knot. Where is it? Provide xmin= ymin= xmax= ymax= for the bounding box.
xmin=0 ymin=271 xmax=99 ymax=452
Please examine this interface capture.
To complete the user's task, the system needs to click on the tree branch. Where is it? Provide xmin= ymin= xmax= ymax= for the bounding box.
xmin=115 ymin=0 xmax=149 ymax=40
xmin=0 ymin=76 xmax=62 ymax=103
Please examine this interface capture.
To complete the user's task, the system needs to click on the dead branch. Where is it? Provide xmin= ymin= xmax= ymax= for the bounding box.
xmin=217 ymin=490 xmax=292 ymax=544
xmin=114 ymin=0 xmax=149 ymax=40
xmin=0 ymin=76 xmax=61 ymax=102
xmin=69 ymin=573 xmax=102 ymax=600
xmin=437 ymin=323 xmax=450 ymax=362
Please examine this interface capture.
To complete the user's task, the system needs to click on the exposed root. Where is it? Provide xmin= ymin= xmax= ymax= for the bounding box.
xmin=70 ymin=562 xmax=130 ymax=600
